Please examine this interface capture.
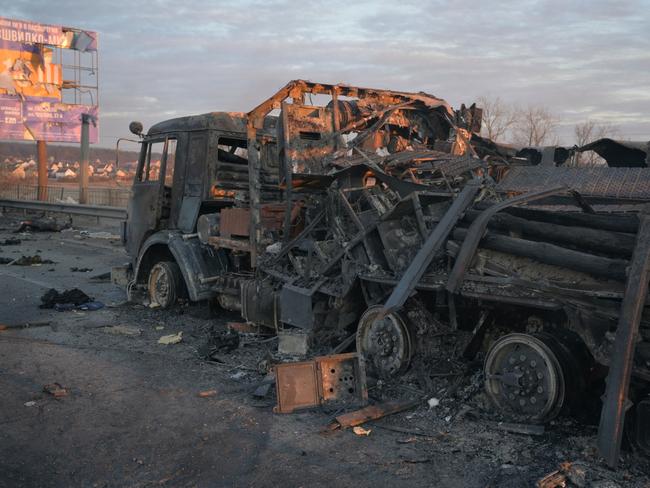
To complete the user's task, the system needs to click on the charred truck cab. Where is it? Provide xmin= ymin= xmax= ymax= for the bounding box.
xmin=120 ymin=80 xmax=650 ymax=465
xmin=122 ymin=111 xmax=279 ymax=308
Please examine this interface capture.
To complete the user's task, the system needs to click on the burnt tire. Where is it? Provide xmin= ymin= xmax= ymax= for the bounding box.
xmin=356 ymin=305 xmax=414 ymax=379
xmin=148 ymin=261 xmax=182 ymax=309
xmin=484 ymin=333 xmax=566 ymax=423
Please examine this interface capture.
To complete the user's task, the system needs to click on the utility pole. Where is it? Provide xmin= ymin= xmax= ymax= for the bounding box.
xmin=37 ymin=140 xmax=48 ymax=201
xmin=79 ymin=114 xmax=91 ymax=204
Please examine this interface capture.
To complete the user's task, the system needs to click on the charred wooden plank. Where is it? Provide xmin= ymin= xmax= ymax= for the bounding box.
xmin=493 ymin=205 xmax=639 ymax=234
xmin=446 ymin=186 xmax=567 ymax=293
xmin=452 ymin=227 xmax=628 ymax=281
xmin=464 ymin=209 xmax=636 ymax=257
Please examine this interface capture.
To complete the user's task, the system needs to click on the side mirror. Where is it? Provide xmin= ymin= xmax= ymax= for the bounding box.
xmin=129 ymin=121 xmax=144 ymax=136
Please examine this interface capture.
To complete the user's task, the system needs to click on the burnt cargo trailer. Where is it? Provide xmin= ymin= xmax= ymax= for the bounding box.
xmin=117 ymin=80 xmax=650 ymax=466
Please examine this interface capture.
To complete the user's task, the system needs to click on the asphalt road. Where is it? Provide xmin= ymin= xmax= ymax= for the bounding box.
xmin=0 ymin=212 xmax=648 ymax=488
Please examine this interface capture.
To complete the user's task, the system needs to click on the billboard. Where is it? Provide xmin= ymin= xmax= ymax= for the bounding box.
xmin=0 ymin=17 xmax=98 ymax=143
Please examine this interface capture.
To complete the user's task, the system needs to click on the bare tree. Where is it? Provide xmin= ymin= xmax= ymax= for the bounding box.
xmin=573 ymin=120 xmax=619 ymax=166
xmin=478 ymin=95 xmax=518 ymax=142
xmin=513 ymin=105 xmax=558 ymax=147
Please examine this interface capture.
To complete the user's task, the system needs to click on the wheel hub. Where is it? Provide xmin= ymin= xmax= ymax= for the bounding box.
xmin=356 ymin=306 xmax=413 ymax=379
xmin=149 ymin=264 xmax=171 ymax=305
xmin=485 ymin=333 xmax=565 ymax=423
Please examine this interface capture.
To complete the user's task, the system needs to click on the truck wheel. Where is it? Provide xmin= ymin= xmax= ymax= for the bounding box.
xmin=484 ymin=333 xmax=566 ymax=423
xmin=356 ymin=305 xmax=414 ymax=379
xmin=148 ymin=261 xmax=182 ymax=309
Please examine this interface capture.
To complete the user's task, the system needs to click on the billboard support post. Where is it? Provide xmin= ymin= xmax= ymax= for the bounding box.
xmin=37 ymin=140 xmax=47 ymax=201
xmin=79 ymin=114 xmax=90 ymax=204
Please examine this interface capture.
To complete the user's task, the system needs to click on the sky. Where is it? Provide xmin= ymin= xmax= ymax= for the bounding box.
xmin=5 ymin=0 xmax=650 ymax=148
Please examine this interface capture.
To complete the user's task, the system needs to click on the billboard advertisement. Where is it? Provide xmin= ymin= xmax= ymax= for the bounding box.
xmin=0 ymin=17 xmax=98 ymax=143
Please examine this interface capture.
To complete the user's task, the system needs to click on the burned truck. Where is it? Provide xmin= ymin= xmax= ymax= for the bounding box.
xmin=119 ymin=79 xmax=650 ymax=465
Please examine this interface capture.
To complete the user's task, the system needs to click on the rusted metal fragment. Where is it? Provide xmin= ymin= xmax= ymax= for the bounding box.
xmin=536 ymin=467 xmax=568 ymax=488
xmin=220 ymin=207 xmax=250 ymax=238
xmin=597 ymin=208 xmax=650 ymax=467
xmin=326 ymin=398 xmax=421 ymax=431
xmin=274 ymin=353 xmax=367 ymax=414
xmin=535 ymin=461 xmax=590 ymax=488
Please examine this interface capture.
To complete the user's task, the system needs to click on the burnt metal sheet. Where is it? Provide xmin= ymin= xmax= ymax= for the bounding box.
xmin=497 ymin=166 xmax=650 ymax=200
xmin=280 ymin=284 xmax=314 ymax=329
xmin=274 ymin=353 xmax=367 ymax=414
xmin=220 ymin=207 xmax=250 ymax=238
xmin=597 ymin=209 xmax=650 ymax=467
xmin=274 ymin=360 xmax=320 ymax=413
xmin=579 ymin=138 xmax=648 ymax=168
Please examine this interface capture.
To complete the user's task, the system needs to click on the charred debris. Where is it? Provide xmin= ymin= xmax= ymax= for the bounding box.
xmin=121 ymin=80 xmax=650 ymax=467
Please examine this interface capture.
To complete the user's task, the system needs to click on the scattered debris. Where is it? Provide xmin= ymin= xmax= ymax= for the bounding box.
xmin=396 ymin=437 xmax=417 ymax=444
xmin=326 ymin=398 xmax=422 ymax=431
xmin=277 ymin=331 xmax=309 ymax=356
xmin=227 ymin=321 xmax=267 ymax=334
xmin=198 ymin=390 xmax=217 ymax=398
xmin=0 ymin=320 xmax=51 ymax=330
xmin=536 ymin=461 xmax=590 ymax=488
xmin=352 ymin=426 xmax=372 ymax=436
xmin=75 ymin=301 xmax=104 ymax=311
xmin=40 ymin=288 xmax=92 ymax=309
xmin=428 ymin=397 xmax=440 ymax=408
xmin=43 ymin=383 xmax=68 ymax=398
xmin=89 ymin=271 xmax=111 ymax=282
xmin=274 ymin=353 xmax=367 ymax=414
xmin=70 ymin=266 xmax=93 ymax=272
xmin=497 ymin=422 xmax=546 ymax=436
xmin=230 ymin=371 xmax=247 ymax=381
xmin=158 ymin=331 xmax=183 ymax=345
xmin=198 ymin=327 xmax=240 ymax=361
xmin=102 ymin=325 xmax=142 ymax=337
xmin=15 ymin=217 xmax=69 ymax=233
xmin=87 ymin=231 xmax=120 ymax=240
xmin=252 ymin=375 xmax=275 ymax=398
xmin=11 ymin=255 xmax=55 ymax=266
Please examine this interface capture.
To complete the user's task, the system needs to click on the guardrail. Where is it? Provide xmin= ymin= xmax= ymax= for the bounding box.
xmin=0 ymin=198 xmax=127 ymax=220
xmin=0 ymin=184 xmax=131 ymax=208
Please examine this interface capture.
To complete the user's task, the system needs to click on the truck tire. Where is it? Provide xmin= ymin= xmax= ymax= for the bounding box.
xmin=148 ymin=261 xmax=182 ymax=309
xmin=484 ymin=333 xmax=566 ymax=423
xmin=356 ymin=305 xmax=414 ymax=379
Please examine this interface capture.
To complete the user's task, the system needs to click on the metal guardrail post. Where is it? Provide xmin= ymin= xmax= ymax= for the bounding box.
xmin=37 ymin=141 xmax=48 ymax=201
xmin=79 ymin=114 xmax=90 ymax=204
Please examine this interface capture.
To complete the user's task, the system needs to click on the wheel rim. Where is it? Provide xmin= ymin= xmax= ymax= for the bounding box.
xmin=356 ymin=305 xmax=413 ymax=378
xmin=149 ymin=265 xmax=171 ymax=306
xmin=484 ymin=333 xmax=565 ymax=423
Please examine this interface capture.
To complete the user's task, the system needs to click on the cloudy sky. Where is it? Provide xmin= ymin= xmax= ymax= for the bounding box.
xmin=6 ymin=0 xmax=650 ymax=148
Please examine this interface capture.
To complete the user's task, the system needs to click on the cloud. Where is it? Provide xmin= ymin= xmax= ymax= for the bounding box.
xmin=6 ymin=0 xmax=650 ymax=146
